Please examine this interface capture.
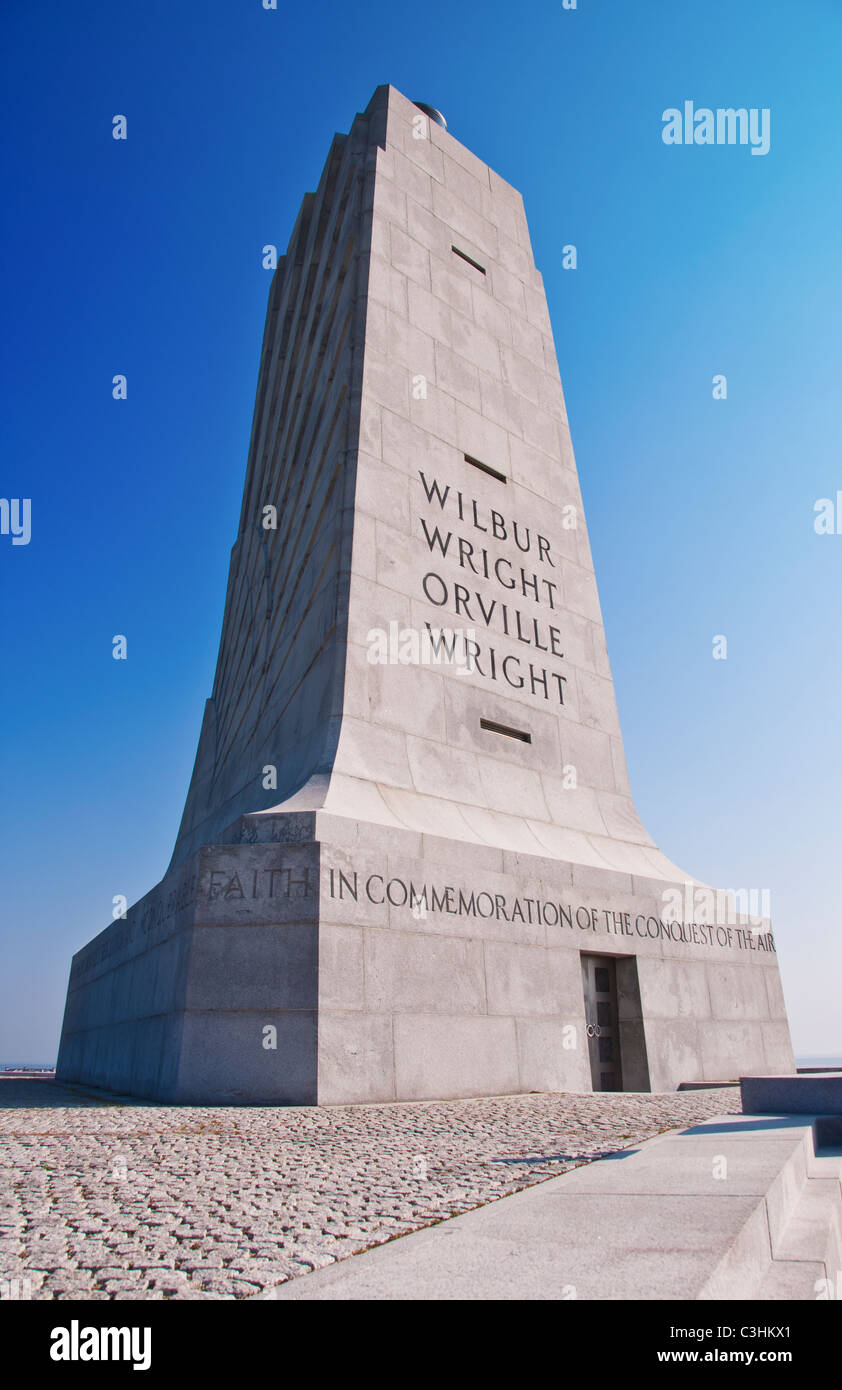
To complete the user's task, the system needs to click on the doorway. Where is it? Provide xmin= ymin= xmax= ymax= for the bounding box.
xmin=580 ymin=953 xmax=623 ymax=1092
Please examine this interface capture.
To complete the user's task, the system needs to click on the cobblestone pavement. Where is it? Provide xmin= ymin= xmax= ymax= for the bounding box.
xmin=0 ymin=1078 xmax=738 ymax=1300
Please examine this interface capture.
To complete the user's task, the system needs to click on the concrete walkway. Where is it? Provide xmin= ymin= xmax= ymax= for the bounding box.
xmin=258 ymin=1114 xmax=842 ymax=1300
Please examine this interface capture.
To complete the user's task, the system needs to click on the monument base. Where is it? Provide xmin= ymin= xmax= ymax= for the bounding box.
xmin=56 ymin=809 xmax=795 ymax=1105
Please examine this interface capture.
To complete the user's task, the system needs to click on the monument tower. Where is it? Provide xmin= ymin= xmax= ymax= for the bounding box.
xmin=57 ymin=86 xmax=795 ymax=1102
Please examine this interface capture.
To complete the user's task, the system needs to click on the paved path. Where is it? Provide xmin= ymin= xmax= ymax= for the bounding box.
xmin=0 ymin=1079 xmax=736 ymax=1300
xmin=262 ymin=1113 xmax=831 ymax=1301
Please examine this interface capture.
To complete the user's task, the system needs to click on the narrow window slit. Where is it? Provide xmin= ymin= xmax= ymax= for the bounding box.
xmin=464 ymin=453 xmax=507 ymax=484
xmin=480 ymin=718 xmax=532 ymax=744
xmin=451 ymin=245 xmax=486 ymax=275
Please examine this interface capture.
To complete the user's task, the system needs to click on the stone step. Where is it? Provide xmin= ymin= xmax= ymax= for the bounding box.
xmin=756 ymin=1151 xmax=842 ymax=1300
xmin=755 ymin=1260 xmax=826 ymax=1300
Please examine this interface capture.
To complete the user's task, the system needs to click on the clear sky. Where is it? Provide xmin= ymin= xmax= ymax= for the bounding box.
xmin=2 ymin=0 xmax=840 ymax=1063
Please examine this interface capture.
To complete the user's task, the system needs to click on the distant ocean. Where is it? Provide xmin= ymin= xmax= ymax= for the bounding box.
xmin=0 ymin=1062 xmax=56 ymax=1070
xmin=3 ymin=1057 xmax=840 ymax=1073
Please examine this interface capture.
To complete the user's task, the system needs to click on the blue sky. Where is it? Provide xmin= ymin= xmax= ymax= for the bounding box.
xmin=2 ymin=0 xmax=841 ymax=1062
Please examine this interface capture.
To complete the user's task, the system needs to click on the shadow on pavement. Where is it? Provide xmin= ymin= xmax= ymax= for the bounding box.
xmin=0 ymin=1078 xmax=144 ymax=1108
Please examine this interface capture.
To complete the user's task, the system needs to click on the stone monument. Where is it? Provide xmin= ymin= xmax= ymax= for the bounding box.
xmin=57 ymin=85 xmax=795 ymax=1103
